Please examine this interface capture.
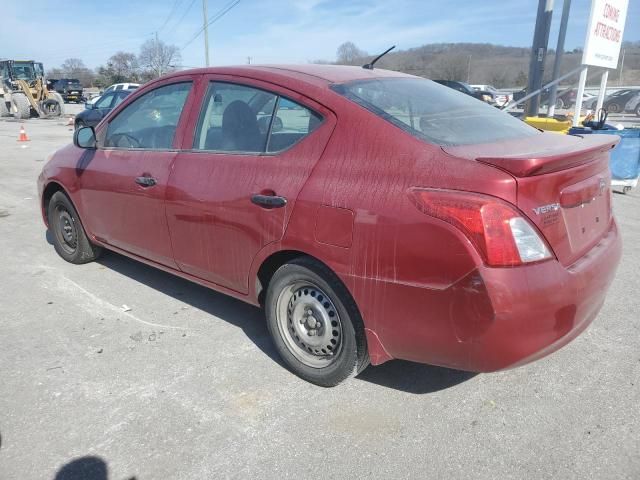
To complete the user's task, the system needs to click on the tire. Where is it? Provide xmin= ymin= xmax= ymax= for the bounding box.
xmin=12 ymin=93 xmax=31 ymax=119
xmin=47 ymin=191 xmax=102 ymax=264
xmin=0 ymin=99 xmax=8 ymax=117
xmin=265 ymin=257 xmax=369 ymax=387
xmin=635 ymin=104 xmax=640 ymax=118
xmin=47 ymin=92 xmax=65 ymax=116
xmin=607 ymin=102 xmax=621 ymax=113
xmin=555 ymin=98 xmax=564 ymax=109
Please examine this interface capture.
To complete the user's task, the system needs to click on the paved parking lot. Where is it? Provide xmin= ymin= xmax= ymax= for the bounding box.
xmin=0 ymin=112 xmax=639 ymax=480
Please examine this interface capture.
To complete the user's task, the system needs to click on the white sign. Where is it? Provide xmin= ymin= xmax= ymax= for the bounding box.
xmin=582 ymin=0 xmax=629 ymax=69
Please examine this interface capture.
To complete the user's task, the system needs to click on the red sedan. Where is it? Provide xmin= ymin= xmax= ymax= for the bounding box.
xmin=38 ymin=65 xmax=622 ymax=386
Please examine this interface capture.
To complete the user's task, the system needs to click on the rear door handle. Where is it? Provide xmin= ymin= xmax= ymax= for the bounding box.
xmin=135 ymin=176 xmax=157 ymax=187
xmin=251 ymin=194 xmax=287 ymax=208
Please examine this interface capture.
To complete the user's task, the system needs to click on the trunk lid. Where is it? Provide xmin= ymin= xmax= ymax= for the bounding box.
xmin=444 ymin=133 xmax=619 ymax=266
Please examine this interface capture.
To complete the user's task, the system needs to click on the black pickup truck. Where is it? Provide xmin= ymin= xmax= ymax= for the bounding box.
xmin=47 ymin=78 xmax=85 ymax=103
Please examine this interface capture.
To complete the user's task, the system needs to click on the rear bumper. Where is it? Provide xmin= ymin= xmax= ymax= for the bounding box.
xmin=363 ymin=220 xmax=622 ymax=371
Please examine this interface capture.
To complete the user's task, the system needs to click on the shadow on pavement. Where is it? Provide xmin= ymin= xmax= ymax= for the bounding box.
xmin=96 ymin=251 xmax=283 ymax=366
xmin=53 ymin=456 xmax=122 ymax=480
xmin=357 ymin=360 xmax=477 ymax=394
xmin=94 ymin=249 xmax=475 ymax=394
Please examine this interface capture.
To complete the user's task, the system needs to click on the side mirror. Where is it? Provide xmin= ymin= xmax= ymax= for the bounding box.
xmin=74 ymin=126 xmax=96 ymax=149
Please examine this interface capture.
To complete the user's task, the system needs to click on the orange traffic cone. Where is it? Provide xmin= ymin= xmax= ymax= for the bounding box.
xmin=17 ymin=124 xmax=30 ymax=142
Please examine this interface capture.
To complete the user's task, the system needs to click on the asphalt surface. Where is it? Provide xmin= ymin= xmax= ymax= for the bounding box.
xmin=0 ymin=108 xmax=639 ymax=480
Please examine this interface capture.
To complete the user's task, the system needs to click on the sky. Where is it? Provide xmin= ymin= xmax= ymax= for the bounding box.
xmin=1 ymin=0 xmax=638 ymax=70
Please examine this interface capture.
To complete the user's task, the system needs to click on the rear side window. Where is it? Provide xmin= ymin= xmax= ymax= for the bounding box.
xmin=332 ymin=78 xmax=537 ymax=146
xmin=105 ymin=82 xmax=191 ymax=149
xmin=267 ymin=98 xmax=322 ymax=152
xmin=193 ymin=82 xmax=322 ymax=154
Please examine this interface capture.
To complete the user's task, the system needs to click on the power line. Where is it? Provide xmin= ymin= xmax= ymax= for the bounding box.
xmin=169 ymin=0 xmax=198 ymax=32
xmin=158 ymin=0 xmax=183 ymax=32
xmin=181 ymin=0 xmax=241 ymax=50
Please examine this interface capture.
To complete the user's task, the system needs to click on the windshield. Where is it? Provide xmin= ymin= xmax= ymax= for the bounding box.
xmin=332 ymin=77 xmax=538 ymax=146
xmin=12 ymin=62 xmax=35 ymax=81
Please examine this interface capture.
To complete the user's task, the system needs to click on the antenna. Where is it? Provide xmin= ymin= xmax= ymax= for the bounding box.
xmin=362 ymin=45 xmax=396 ymax=70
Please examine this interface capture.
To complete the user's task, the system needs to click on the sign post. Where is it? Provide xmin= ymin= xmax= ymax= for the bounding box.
xmin=572 ymin=0 xmax=628 ymax=126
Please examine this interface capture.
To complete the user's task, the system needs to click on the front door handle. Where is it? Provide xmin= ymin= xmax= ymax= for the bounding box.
xmin=251 ymin=194 xmax=287 ymax=209
xmin=135 ymin=176 xmax=157 ymax=187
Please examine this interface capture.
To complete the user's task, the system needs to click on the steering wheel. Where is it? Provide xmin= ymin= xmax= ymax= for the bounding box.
xmin=109 ymin=132 xmax=141 ymax=148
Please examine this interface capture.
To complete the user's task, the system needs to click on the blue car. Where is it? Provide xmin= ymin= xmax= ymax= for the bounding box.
xmin=75 ymin=89 xmax=131 ymax=129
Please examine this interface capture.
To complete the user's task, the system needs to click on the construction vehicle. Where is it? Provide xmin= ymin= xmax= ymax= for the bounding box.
xmin=0 ymin=60 xmax=64 ymax=119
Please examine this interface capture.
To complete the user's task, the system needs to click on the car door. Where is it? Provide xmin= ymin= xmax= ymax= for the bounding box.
xmin=86 ymin=92 xmax=116 ymax=125
xmin=165 ymin=77 xmax=336 ymax=293
xmin=76 ymin=77 xmax=197 ymax=267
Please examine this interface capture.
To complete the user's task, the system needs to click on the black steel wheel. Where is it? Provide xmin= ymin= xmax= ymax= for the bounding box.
xmin=265 ymin=257 xmax=369 ymax=386
xmin=47 ymin=191 xmax=102 ymax=264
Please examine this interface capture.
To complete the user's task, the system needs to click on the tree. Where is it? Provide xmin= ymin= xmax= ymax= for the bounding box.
xmin=96 ymin=51 xmax=139 ymax=86
xmin=514 ymin=70 xmax=528 ymax=87
xmin=336 ymin=42 xmax=367 ymax=65
xmin=429 ymin=54 xmax=468 ymax=81
xmin=138 ymin=38 xmax=181 ymax=79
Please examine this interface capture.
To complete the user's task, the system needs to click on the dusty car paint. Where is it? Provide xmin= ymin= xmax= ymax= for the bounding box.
xmin=38 ymin=65 xmax=622 ymax=372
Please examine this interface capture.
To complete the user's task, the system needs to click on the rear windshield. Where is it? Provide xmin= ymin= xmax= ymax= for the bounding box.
xmin=332 ymin=77 xmax=538 ymax=146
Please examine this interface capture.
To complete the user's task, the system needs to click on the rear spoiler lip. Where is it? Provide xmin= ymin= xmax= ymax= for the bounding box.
xmin=474 ymin=134 xmax=619 ymax=177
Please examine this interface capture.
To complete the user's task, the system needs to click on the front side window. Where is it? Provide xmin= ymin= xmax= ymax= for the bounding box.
xmin=193 ymin=82 xmax=322 ymax=153
xmin=95 ymin=93 xmax=115 ymax=109
xmin=105 ymin=82 xmax=191 ymax=149
xmin=333 ymin=77 xmax=538 ymax=146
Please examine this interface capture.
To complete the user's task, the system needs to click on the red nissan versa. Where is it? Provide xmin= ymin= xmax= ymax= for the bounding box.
xmin=37 ymin=65 xmax=622 ymax=386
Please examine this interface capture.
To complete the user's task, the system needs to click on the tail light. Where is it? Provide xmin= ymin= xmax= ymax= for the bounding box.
xmin=409 ymin=188 xmax=553 ymax=267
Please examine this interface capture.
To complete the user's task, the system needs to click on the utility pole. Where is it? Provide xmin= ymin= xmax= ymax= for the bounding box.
xmin=619 ymin=48 xmax=625 ymax=86
xmin=202 ymin=0 xmax=210 ymax=67
xmin=547 ymin=0 xmax=571 ymax=117
xmin=155 ymin=31 xmax=163 ymax=78
xmin=526 ymin=0 xmax=554 ymax=117
xmin=466 ymin=55 xmax=471 ymax=83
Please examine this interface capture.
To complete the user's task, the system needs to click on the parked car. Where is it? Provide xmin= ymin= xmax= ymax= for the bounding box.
xmin=584 ymin=88 xmax=640 ymax=113
xmin=513 ymin=87 xmax=578 ymax=109
xmin=74 ymin=89 xmax=132 ymax=129
xmin=433 ymin=80 xmax=488 ymax=102
xmin=623 ymin=91 xmax=640 ymax=116
xmin=86 ymin=82 xmax=140 ymax=105
xmin=471 ymin=84 xmax=511 ymax=106
xmin=38 ymin=65 xmax=622 ymax=386
xmin=48 ymin=78 xmax=85 ymax=103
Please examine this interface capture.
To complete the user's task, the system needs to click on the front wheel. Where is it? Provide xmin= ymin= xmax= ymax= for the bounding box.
xmin=47 ymin=191 xmax=102 ymax=264
xmin=265 ymin=258 xmax=369 ymax=386
xmin=607 ymin=102 xmax=621 ymax=113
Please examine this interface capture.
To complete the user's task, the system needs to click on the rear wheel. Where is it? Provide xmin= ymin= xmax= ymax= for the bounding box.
xmin=48 ymin=92 xmax=65 ymax=116
xmin=555 ymin=98 xmax=564 ymax=109
xmin=47 ymin=191 xmax=102 ymax=264
xmin=607 ymin=102 xmax=621 ymax=113
xmin=265 ymin=257 xmax=369 ymax=387
xmin=12 ymin=93 xmax=31 ymax=119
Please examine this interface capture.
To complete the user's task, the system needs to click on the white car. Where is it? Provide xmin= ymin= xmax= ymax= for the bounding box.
xmin=471 ymin=85 xmax=511 ymax=106
xmin=86 ymin=83 xmax=140 ymax=105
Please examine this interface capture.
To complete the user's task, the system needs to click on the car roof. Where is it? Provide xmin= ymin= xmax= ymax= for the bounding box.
xmin=162 ymin=64 xmax=415 ymax=87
